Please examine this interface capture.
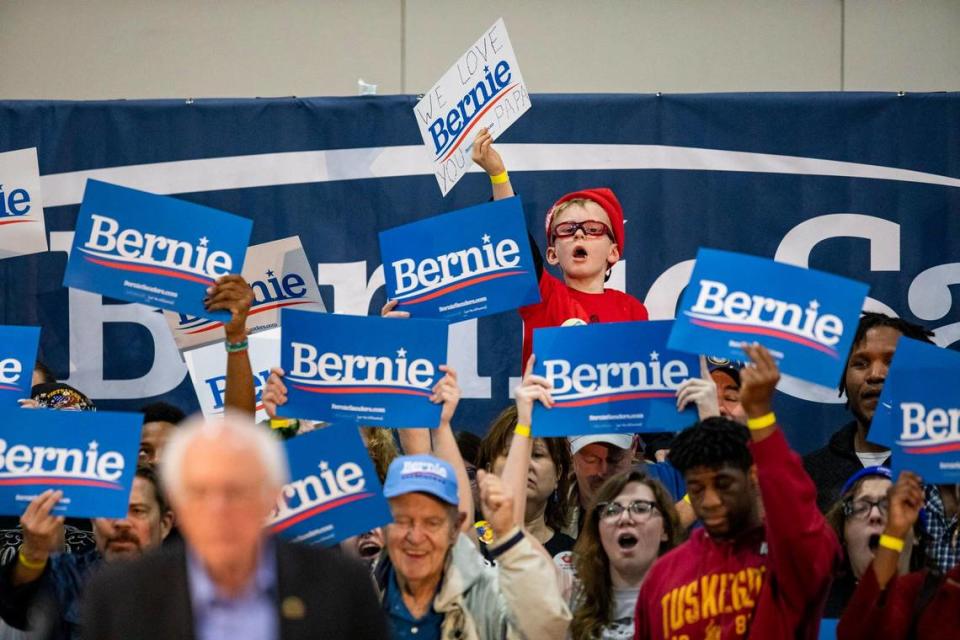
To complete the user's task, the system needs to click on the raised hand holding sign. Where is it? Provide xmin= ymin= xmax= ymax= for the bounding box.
xmin=18 ymin=490 xmax=65 ymax=569
xmin=739 ymin=343 xmax=781 ymax=421
xmin=413 ymin=18 xmax=530 ymax=196
xmin=675 ymin=356 xmax=721 ymax=421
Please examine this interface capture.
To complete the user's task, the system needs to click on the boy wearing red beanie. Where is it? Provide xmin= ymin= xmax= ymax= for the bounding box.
xmin=472 ymin=128 xmax=648 ymax=365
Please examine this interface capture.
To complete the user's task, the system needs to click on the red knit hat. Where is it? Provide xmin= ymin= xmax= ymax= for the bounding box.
xmin=544 ymin=188 xmax=625 ymax=264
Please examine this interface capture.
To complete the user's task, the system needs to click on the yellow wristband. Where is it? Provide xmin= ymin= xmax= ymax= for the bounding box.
xmin=879 ymin=534 xmax=905 ymax=553
xmin=18 ymin=549 xmax=47 ymax=571
xmin=490 ymin=171 xmax=509 ymax=185
xmin=746 ymin=412 xmax=776 ymax=431
xmin=514 ymin=423 xmax=531 ymax=438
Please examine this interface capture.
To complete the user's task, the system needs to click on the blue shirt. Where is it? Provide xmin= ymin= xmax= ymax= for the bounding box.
xmin=383 ymin=565 xmax=443 ymax=640
xmin=643 ymin=460 xmax=686 ymax=502
xmin=186 ymin=542 xmax=279 ymax=640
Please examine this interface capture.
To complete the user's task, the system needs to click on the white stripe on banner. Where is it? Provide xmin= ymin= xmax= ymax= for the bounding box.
xmin=41 ymin=144 xmax=960 ymax=206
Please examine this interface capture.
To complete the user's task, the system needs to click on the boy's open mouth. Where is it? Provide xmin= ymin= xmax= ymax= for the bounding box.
xmin=573 ymin=246 xmax=588 ymax=259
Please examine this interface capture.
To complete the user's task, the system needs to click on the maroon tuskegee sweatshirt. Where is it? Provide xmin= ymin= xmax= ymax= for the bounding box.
xmin=634 ymin=426 xmax=841 ymax=640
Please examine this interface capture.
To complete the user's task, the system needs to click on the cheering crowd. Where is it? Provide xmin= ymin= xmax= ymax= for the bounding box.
xmin=0 ymin=132 xmax=956 ymax=640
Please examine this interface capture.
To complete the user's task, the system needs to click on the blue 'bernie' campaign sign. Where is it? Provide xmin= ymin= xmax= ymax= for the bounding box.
xmin=533 ymin=321 xmax=699 ymax=436
xmin=64 ymin=180 xmax=252 ymax=320
xmin=280 ymin=309 xmax=449 ymax=428
xmin=669 ymin=248 xmax=869 ymax=388
xmin=380 ymin=197 xmax=539 ymax=322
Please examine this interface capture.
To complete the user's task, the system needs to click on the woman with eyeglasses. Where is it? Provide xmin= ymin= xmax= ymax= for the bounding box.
xmin=838 ymin=471 xmax=959 ymax=640
xmin=824 ymin=466 xmax=924 ymax=618
xmin=569 ymin=470 xmax=681 ymax=639
xmin=498 ymin=358 xmax=682 ymax=639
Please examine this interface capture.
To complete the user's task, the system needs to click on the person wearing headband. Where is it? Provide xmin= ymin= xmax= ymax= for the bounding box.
xmin=824 ymin=466 xmax=923 ymax=618
xmin=838 ymin=471 xmax=959 ymax=640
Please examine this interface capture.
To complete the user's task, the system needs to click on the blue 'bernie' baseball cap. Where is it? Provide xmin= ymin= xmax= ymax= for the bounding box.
xmin=383 ymin=455 xmax=459 ymax=506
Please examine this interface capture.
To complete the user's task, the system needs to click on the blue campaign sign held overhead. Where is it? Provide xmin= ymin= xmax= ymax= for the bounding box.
xmin=63 ymin=180 xmax=252 ymax=320
xmin=668 ymin=249 xmax=869 ymax=389
xmin=267 ymin=424 xmax=392 ymax=545
xmin=532 ymin=321 xmax=699 ymax=436
xmin=0 ymin=326 xmax=40 ymax=410
xmin=869 ymin=337 xmax=960 ymax=484
xmin=0 ymin=408 xmax=142 ymax=518
xmin=379 ymin=197 xmax=540 ymax=321
xmin=280 ymin=309 xmax=448 ymax=428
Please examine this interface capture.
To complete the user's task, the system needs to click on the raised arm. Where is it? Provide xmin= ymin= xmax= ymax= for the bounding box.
xmin=501 ymin=355 xmax=553 ymax=527
xmin=871 ymin=471 xmax=924 ymax=590
xmin=739 ymin=343 xmax=841 ymax=605
xmin=673 ymin=355 xmax=720 ymax=528
xmin=205 ymin=275 xmax=256 ymax=415
xmin=739 ymin=344 xmax=780 ymax=444
xmin=12 ymin=491 xmax=63 ymax=587
xmin=429 ymin=366 xmax=473 ymax=532
xmin=472 ymin=128 xmax=515 ymax=201
xmin=836 ymin=471 xmax=925 ymax=640
xmin=476 ymin=469 xmax=572 ymax=638
xmin=0 ymin=491 xmax=64 ymax=630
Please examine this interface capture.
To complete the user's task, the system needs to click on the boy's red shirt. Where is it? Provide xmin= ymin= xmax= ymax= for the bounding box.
xmin=519 ymin=271 xmax=648 ymax=366
xmin=633 ymin=428 xmax=841 ymax=640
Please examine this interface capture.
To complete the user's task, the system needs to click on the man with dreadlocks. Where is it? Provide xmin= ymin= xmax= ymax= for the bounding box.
xmin=803 ymin=312 xmax=936 ymax=513
xmin=633 ymin=343 xmax=841 ymax=640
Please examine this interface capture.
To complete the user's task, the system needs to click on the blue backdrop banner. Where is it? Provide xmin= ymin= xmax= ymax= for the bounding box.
xmin=1 ymin=93 xmax=958 ymax=454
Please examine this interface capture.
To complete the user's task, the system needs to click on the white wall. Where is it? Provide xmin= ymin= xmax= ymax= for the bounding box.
xmin=844 ymin=0 xmax=960 ymax=91
xmin=0 ymin=0 xmax=957 ymax=99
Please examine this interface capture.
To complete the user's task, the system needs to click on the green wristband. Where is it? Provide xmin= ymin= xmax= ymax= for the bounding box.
xmin=225 ymin=339 xmax=248 ymax=353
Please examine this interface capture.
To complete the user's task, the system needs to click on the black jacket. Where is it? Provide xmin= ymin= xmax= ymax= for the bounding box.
xmin=802 ymin=420 xmax=891 ymax=513
xmin=81 ymin=539 xmax=387 ymax=640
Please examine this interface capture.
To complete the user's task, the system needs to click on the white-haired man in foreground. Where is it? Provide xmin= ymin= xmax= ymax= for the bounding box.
xmin=82 ymin=412 xmax=387 ymax=640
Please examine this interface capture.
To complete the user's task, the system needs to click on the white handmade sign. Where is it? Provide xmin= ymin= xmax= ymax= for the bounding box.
xmin=414 ymin=18 xmax=531 ymax=196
